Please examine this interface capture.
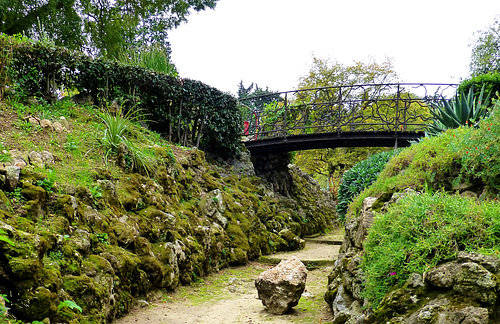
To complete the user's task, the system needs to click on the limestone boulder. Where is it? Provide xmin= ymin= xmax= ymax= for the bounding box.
xmin=5 ymin=165 xmax=20 ymax=190
xmin=255 ymin=256 xmax=307 ymax=314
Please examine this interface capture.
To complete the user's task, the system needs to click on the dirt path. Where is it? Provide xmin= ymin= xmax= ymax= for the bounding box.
xmin=114 ymin=234 xmax=342 ymax=324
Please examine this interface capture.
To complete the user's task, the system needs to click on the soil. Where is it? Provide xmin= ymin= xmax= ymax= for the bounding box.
xmin=113 ymin=236 xmax=340 ymax=324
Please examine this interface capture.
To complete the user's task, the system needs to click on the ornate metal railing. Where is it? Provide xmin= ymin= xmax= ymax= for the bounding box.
xmin=240 ymin=83 xmax=458 ymax=140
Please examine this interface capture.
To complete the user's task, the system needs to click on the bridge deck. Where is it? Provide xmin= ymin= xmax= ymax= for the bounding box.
xmin=243 ymin=131 xmax=424 ymax=154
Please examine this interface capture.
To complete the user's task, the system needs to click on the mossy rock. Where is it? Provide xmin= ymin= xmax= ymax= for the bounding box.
xmin=63 ymin=275 xmax=107 ymax=314
xmin=267 ymin=233 xmax=288 ymax=252
xmin=21 ymin=181 xmax=47 ymax=202
xmin=54 ymin=194 xmax=78 ymax=222
xmin=226 ymin=222 xmax=250 ymax=251
xmin=0 ymin=189 xmax=12 ymax=212
xmin=9 ymin=257 xmax=42 ymax=279
xmin=112 ymin=221 xmax=139 ymax=248
xmin=14 ymin=286 xmax=58 ymax=321
xmin=87 ymin=254 xmax=114 ymax=274
xmin=99 ymin=244 xmax=142 ymax=283
xmin=229 ymin=247 xmax=248 ymax=266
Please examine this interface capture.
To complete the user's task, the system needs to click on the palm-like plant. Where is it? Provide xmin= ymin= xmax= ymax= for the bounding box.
xmin=97 ymin=104 xmax=157 ymax=175
xmin=427 ymin=85 xmax=490 ymax=136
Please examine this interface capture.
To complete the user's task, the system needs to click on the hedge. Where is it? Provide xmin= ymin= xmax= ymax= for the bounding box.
xmin=0 ymin=34 xmax=241 ymax=158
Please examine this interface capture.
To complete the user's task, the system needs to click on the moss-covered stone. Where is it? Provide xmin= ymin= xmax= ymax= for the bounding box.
xmin=54 ymin=194 xmax=78 ymax=222
xmin=15 ymin=286 xmax=57 ymax=321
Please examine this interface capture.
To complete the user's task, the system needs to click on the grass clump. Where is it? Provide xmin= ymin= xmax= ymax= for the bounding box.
xmin=96 ymin=105 xmax=157 ymax=176
xmin=348 ymin=129 xmax=464 ymax=219
xmin=362 ymin=191 xmax=500 ymax=308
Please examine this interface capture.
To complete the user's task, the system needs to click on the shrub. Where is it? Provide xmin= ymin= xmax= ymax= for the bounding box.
xmin=96 ymin=106 xmax=157 ymax=175
xmin=336 ymin=149 xmax=399 ymax=223
xmin=348 ymin=130 xmax=463 ymax=218
xmin=455 ymin=100 xmax=500 ymax=190
xmin=458 ymin=72 xmax=500 ymax=100
xmin=362 ymin=192 xmax=500 ymax=309
xmin=1 ymin=34 xmax=242 ymax=158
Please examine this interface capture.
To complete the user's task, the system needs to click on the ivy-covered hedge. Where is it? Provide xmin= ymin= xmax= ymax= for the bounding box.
xmin=458 ymin=72 xmax=500 ymax=101
xmin=0 ymin=34 xmax=241 ymax=158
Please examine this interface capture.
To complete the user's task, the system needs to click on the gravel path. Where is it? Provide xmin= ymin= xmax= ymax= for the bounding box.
xmin=113 ymin=233 xmax=342 ymax=324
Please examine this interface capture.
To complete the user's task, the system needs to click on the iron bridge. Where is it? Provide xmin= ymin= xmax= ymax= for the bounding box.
xmin=240 ymin=83 xmax=458 ymax=154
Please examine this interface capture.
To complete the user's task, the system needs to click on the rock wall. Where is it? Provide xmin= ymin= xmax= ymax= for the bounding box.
xmin=0 ymin=148 xmax=336 ymax=323
xmin=325 ymin=194 xmax=500 ymax=324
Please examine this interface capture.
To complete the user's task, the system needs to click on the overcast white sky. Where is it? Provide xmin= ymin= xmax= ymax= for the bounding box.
xmin=168 ymin=0 xmax=500 ymax=95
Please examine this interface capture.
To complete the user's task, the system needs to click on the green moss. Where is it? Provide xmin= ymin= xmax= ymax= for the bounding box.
xmin=63 ymin=275 xmax=106 ymax=313
xmin=228 ymin=247 xmax=247 ymax=266
xmin=16 ymin=286 xmax=58 ymax=321
xmin=225 ymin=222 xmax=249 ymax=251
xmin=9 ymin=257 xmax=42 ymax=279
xmin=0 ymin=189 xmax=12 ymax=212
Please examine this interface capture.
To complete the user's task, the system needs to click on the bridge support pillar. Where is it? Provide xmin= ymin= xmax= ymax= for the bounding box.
xmin=251 ymin=152 xmax=295 ymax=196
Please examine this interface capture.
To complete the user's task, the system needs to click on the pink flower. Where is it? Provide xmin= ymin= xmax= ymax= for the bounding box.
xmin=389 ymin=272 xmax=397 ymax=276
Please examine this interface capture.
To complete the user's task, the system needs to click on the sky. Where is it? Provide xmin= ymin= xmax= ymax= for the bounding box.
xmin=168 ymin=0 xmax=500 ymax=96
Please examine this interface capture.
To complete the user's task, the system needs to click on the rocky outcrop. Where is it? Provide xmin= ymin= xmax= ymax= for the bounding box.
xmin=325 ymin=194 xmax=500 ymax=323
xmin=255 ymin=256 xmax=308 ymax=314
xmin=0 ymin=147 xmax=337 ymax=323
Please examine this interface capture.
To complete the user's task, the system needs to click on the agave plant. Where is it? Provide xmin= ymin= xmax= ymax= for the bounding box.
xmin=427 ymin=85 xmax=490 ymax=136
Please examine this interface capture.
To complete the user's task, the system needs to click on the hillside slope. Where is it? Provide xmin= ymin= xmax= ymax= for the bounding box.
xmin=0 ymin=100 xmax=337 ymax=324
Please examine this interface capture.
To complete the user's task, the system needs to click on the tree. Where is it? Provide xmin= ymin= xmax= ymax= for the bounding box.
xmin=0 ymin=0 xmax=219 ymax=58
xmin=469 ymin=17 xmax=500 ymax=77
xmin=0 ymin=0 xmax=83 ymax=49
xmin=298 ymin=56 xmax=398 ymax=89
xmin=237 ymin=81 xmax=281 ymax=110
xmin=292 ymin=57 xmax=399 ymax=191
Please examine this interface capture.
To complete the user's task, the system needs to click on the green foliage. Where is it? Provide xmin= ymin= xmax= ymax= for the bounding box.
xmin=37 ymin=178 xmax=55 ymax=193
xmin=48 ymin=250 xmax=64 ymax=261
xmin=298 ymin=56 xmax=399 ymax=89
xmin=0 ymin=143 xmax=11 ymax=162
xmin=469 ymin=17 xmax=500 ymax=76
xmin=57 ymin=299 xmax=82 ymax=318
xmin=96 ymin=105 xmax=158 ymax=175
xmin=362 ymin=192 xmax=500 ymax=308
xmin=0 ymin=229 xmax=15 ymax=247
xmin=2 ymin=35 xmax=242 ymax=158
xmin=336 ymin=150 xmax=399 ymax=223
xmin=97 ymin=233 xmax=109 ymax=245
xmin=116 ymin=44 xmax=178 ymax=77
xmin=237 ymin=81 xmax=281 ymax=110
xmin=349 ymin=130 xmax=463 ymax=218
xmin=456 ymin=100 xmax=500 ymax=190
xmin=0 ymin=0 xmax=218 ymax=59
xmin=291 ymin=56 xmax=409 ymax=190
xmin=458 ymin=72 xmax=500 ymax=100
xmin=7 ymin=187 xmax=24 ymax=202
xmin=0 ymin=294 xmax=11 ymax=322
xmin=427 ymin=85 xmax=490 ymax=136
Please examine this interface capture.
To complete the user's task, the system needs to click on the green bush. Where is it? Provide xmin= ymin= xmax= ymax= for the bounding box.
xmin=1 ymin=35 xmax=242 ymax=158
xmin=336 ymin=149 xmax=399 ymax=223
xmin=362 ymin=191 xmax=500 ymax=309
xmin=458 ymin=72 xmax=500 ymax=100
xmin=348 ymin=129 xmax=464 ymax=219
xmin=455 ymin=100 xmax=500 ymax=190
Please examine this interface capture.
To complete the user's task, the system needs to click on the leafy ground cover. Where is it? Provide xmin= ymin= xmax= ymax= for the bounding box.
xmin=362 ymin=192 xmax=500 ymax=308
xmin=347 ymin=100 xmax=500 ymax=310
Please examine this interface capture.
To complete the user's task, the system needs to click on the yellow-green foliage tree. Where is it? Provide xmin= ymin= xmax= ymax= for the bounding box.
xmin=292 ymin=57 xmax=399 ymax=190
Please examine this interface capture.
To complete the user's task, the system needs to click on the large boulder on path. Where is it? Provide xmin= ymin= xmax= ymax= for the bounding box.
xmin=255 ymin=256 xmax=307 ymax=314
